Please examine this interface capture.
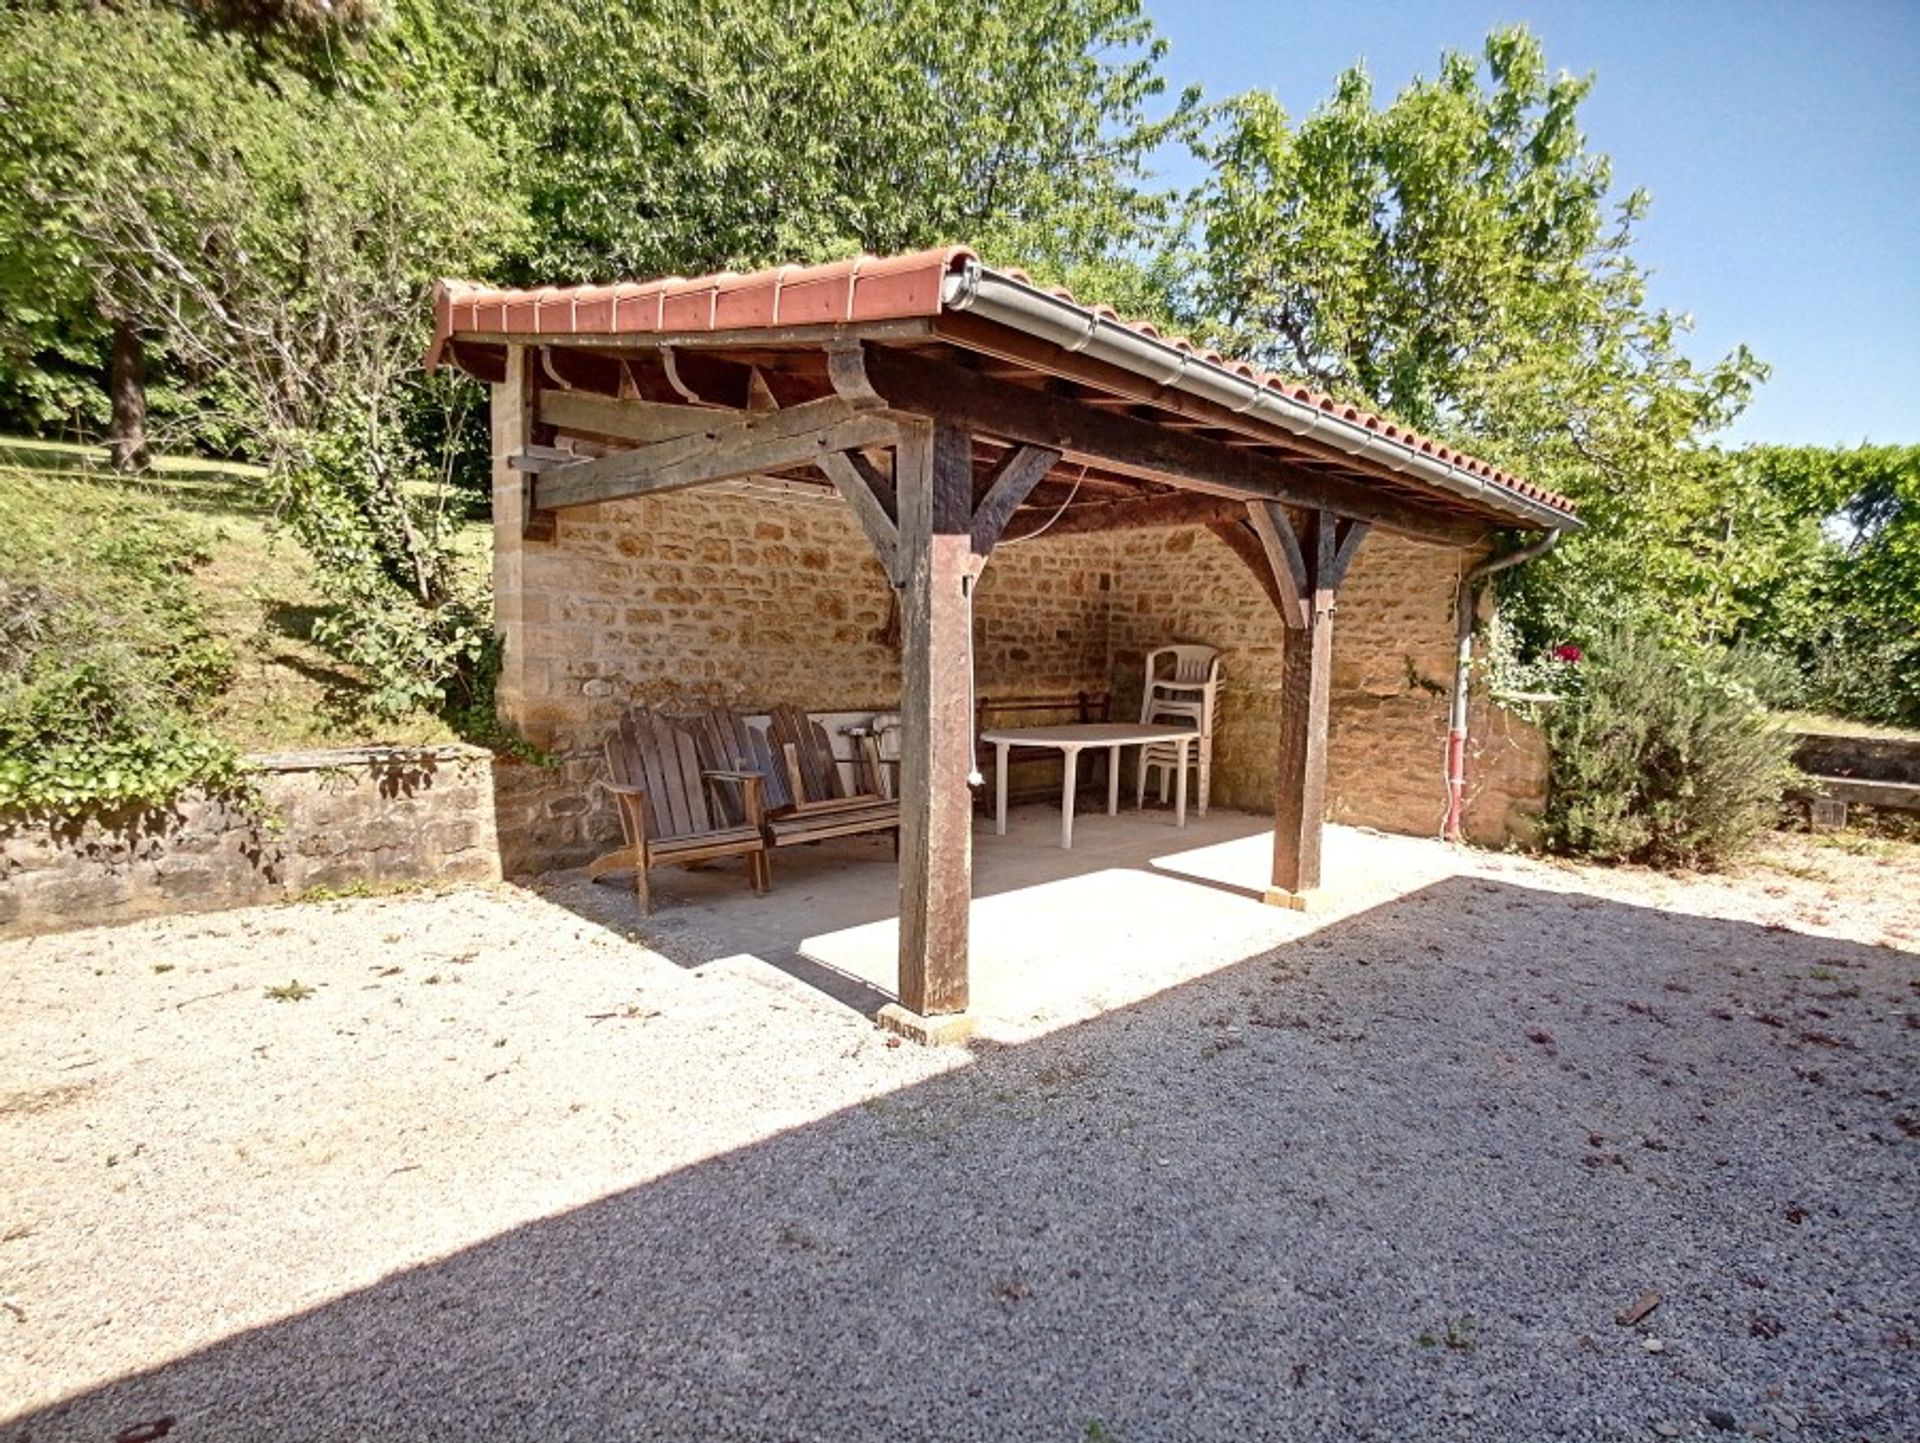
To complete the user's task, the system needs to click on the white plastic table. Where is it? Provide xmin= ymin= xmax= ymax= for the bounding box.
xmin=978 ymin=722 xmax=1197 ymax=849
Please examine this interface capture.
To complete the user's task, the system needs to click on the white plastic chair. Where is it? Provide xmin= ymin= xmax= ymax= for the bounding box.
xmin=1141 ymin=645 xmax=1223 ymax=717
xmin=1137 ymin=646 xmax=1222 ymax=815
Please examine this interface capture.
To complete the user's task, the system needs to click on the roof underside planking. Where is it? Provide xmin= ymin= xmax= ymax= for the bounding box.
xmin=430 ymin=248 xmax=1579 ymax=547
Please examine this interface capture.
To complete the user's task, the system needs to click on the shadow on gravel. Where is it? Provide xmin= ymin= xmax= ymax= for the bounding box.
xmin=10 ymin=880 xmax=1918 ymax=1443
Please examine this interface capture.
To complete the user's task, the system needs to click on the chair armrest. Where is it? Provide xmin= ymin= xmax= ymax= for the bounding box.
xmin=788 ymin=793 xmax=889 ymax=816
xmin=601 ymin=780 xmax=650 ymax=849
xmin=701 ymin=770 xmax=766 ymax=828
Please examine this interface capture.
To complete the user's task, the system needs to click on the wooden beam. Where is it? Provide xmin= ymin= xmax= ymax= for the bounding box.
xmin=489 ymin=347 xmax=541 ymax=722
xmin=1268 ymin=508 xmax=1371 ymax=902
xmin=535 ymin=396 xmax=897 ymax=511
xmin=537 ymin=388 xmax=718 ymax=444
xmin=1205 ymin=519 xmax=1287 ymax=618
xmin=1329 ymin=518 xmax=1371 ymax=589
xmin=817 ymin=450 xmax=901 ymax=584
xmin=1003 ymin=490 xmax=1242 ymax=541
xmin=970 ymin=444 xmax=1059 ymax=558
xmin=894 ymin=417 xmax=976 ymax=1022
xmin=863 ymin=346 xmax=1491 ymax=548
xmin=1272 ymin=586 xmax=1333 ymax=898
xmin=1245 ymin=500 xmax=1312 ymax=630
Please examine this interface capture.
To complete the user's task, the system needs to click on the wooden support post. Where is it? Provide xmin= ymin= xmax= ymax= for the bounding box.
xmin=1259 ymin=508 xmax=1368 ymax=907
xmin=886 ymin=417 xmax=978 ymax=1035
xmin=489 ymin=346 xmax=537 ymax=727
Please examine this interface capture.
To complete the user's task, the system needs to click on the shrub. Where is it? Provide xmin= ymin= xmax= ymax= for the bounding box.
xmin=1540 ymin=627 xmax=1793 ymax=868
xmin=0 ymin=470 xmax=242 ymax=814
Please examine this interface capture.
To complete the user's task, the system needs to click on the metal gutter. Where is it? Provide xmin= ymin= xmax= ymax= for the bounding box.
xmin=942 ymin=261 xmax=1580 ymax=534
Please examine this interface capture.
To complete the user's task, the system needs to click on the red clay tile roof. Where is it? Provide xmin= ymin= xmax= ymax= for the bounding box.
xmin=430 ymin=246 xmax=1575 ymax=521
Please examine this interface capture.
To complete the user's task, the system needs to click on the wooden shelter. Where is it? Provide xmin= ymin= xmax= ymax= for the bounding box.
xmin=429 ymin=247 xmax=1578 ymax=1039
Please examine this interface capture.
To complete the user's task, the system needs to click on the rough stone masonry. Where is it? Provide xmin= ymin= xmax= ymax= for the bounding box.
xmin=488 ymin=477 xmax=1547 ymax=876
xmin=1 ymin=745 xmax=500 ymax=935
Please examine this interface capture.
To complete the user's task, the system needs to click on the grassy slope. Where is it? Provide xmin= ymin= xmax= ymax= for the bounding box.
xmin=0 ymin=437 xmax=488 ymax=753
xmin=8 ymin=435 xmax=1914 ymax=757
xmin=1775 ymin=710 xmax=1920 ymax=743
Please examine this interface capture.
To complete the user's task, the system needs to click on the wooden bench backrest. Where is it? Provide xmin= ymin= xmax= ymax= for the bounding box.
xmin=975 ymin=689 xmax=1111 ymax=729
xmin=767 ymin=705 xmax=852 ymax=804
xmin=607 ymin=708 xmax=716 ymax=843
xmin=693 ymin=707 xmax=797 ymax=819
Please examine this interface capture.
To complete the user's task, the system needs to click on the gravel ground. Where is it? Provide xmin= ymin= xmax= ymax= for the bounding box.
xmin=2 ymin=824 xmax=1916 ymax=1442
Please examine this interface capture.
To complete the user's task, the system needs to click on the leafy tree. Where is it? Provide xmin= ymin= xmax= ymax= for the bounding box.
xmin=2 ymin=2 xmax=522 ymax=721
xmin=387 ymin=0 xmax=1200 ymax=295
xmin=1179 ymin=27 xmax=1768 ymax=656
xmin=1720 ymin=445 xmax=1920 ymax=726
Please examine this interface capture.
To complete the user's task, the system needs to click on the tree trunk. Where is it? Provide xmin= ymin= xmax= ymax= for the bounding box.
xmin=106 ymin=319 xmax=151 ymax=473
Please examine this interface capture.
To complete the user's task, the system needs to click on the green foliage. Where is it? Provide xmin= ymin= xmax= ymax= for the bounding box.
xmin=270 ymin=419 xmax=493 ymax=720
xmin=1539 ymin=628 xmax=1794 ymax=868
xmin=3 ymin=2 xmax=523 ymax=748
xmin=0 ymin=469 xmax=243 ymax=814
xmin=1180 ymin=27 xmax=1769 ymax=671
xmin=390 ymin=0 xmax=1199 ymax=289
xmin=1722 ymin=445 xmax=1920 ymax=727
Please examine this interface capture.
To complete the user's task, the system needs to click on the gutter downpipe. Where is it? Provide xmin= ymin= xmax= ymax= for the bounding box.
xmin=1444 ymin=530 xmax=1562 ymax=842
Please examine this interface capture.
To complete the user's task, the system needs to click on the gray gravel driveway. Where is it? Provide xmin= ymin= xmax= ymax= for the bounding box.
xmin=3 ymin=828 xmax=1916 ymax=1442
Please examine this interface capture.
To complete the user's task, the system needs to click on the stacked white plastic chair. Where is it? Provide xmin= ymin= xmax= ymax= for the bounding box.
xmin=1136 ymin=645 xmax=1222 ymax=816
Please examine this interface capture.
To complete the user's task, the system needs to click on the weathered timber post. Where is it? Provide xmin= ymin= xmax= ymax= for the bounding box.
xmin=1240 ymin=503 xmax=1369 ymax=908
xmin=884 ymin=417 xmax=979 ymax=1041
xmin=489 ymin=345 xmax=536 ymax=732
xmin=1270 ymin=511 xmax=1337 ymax=901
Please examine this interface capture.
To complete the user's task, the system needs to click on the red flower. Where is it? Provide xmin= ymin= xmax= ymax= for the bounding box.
xmin=1551 ymin=644 xmax=1584 ymax=664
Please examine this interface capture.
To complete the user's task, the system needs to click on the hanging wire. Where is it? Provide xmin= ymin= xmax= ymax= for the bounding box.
xmin=996 ymin=463 xmax=1088 ymax=545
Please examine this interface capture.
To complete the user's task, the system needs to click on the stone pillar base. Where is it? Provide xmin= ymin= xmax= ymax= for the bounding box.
xmin=1262 ymin=886 xmax=1326 ymax=913
xmin=875 ymin=1003 xmax=976 ymax=1047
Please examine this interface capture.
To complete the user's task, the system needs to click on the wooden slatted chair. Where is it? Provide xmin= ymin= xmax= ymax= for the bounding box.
xmin=695 ymin=705 xmax=900 ymax=852
xmin=586 ymin=707 xmax=770 ymax=912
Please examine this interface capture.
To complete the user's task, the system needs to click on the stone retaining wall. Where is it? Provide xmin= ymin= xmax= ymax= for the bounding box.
xmin=0 ymin=745 xmax=500 ymax=936
xmin=1791 ymin=731 xmax=1920 ymax=785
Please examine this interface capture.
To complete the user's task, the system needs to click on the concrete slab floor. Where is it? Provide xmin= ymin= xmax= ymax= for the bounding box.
xmin=534 ymin=803 xmax=1466 ymax=1043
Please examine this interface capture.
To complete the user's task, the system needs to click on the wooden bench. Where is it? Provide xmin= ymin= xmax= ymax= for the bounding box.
xmin=694 ymin=705 xmax=900 ymax=853
xmin=973 ymin=689 xmax=1113 ymax=810
xmin=586 ymin=707 xmax=769 ymax=912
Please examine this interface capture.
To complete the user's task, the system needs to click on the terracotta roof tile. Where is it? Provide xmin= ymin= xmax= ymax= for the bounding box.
xmin=428 ymin=247 xmax=1575 ymax=519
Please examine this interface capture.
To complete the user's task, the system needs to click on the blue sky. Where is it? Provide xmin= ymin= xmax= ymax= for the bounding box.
xmin=1142 ymin=0 xmax=1918 ymax=447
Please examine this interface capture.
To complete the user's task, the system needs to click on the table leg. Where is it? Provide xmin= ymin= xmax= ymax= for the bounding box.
xmin=1174 ymin=737 xmax=1190 ymax=829
xmin=1107 ymin=745 xmax=1121 ymax=815
xmin=1060 ymin=748 xmax=1079 ymax=849
xmin=995 ymin=742 xmax=1010 ymax=836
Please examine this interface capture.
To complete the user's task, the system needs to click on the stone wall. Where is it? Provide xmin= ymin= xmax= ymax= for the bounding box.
xmin=0 ymin=745 xmax=500 ymax=936
xmin=488 ymin=405 xmax=1548 ymax=872
xmin=1106 ymin=524 xmax=1542 ymax=845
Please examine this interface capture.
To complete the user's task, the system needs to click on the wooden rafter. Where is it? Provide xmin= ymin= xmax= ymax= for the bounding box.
xmin=863 ymin=346 xmax=1490 ymax=548
xmin=970 ymin=445 xmax=1060 ymax=560
xmin=1006 ymin=490 xmax=1243 ymax=541
xmin=817 ymin=450 xmax=902 ymax=584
